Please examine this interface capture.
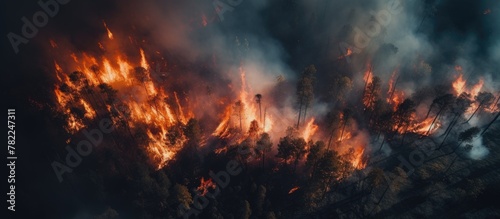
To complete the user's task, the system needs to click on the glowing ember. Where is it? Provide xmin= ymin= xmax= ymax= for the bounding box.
xmin=197 ymin=177 xmax=217 ymax=196
xmin=288 ymin=186 xmax=300 ymax=194
xmin=214 ymin=147 xmax=228 ymax=155
xmin=103 ymin=21 xmax=114 ymax=40
xmin=337 ymin=48 xmax=353 ymax=59
xmin=413 ymin=117 xmax=440 ymax=135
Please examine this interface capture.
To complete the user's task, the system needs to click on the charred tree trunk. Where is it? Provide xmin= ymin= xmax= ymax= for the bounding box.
xmin=328 ymin=127 xmax=337 ymax=150
xmin=339 ymin=120 xmax=347 ymax=143
xmin=378 ymin=135 xmax=386 ymax=152
xmin=442 ymin=154 xmax=459 ymax=175
xmin=424 ymin=103 xmax=434 ymax=120
xmin=438 ymin=114 xmax=459 ymax=149
xmin=303 ymin=103 xmax=309 ymax=124
xmin=297 ymin=97 xmax=303 ymax=128
xmin=481 ymin=111 xmax=500 ymax=136
xmin=426 ymin=106 xmax=444 ymax=135
xmin=465 ymin=102 xmax=484 ymax=123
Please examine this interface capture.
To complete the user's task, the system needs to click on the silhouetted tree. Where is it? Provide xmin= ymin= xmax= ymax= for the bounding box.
xmin=255 ymin=133 xmax=272 ymax=168
xmin=339 ymin=109 xmax=352 ymax=143
xmin=326 ymin=110 xmax=340 ymax=150
xmin=133 ymin=66 xmax=150 ymax=94
xmin=376 ymin=111 xmax=393 ymax=151
xmin=172 ymin=184 xmax=193 ymax=217
xmin=314 ymin=150 xmax=341 ymax=199
xmin=392 ymin=99 xmax=416 ymax=146
xmin=276 ymin=136 xmax=307 ymax=171
xmin=426 ymin=94 xmax=454 ymax=135
xmin=296 ymin=65 xmax=316 ymax=128
xmin=481 ymin=110 xmax=500 ymax=135
xmin=367 ymin=168 xmax=385 ymax=193
xmin=248 ymin=120 xmax=260 ymax=142
xmin=183 ymin=118 xmax=201 ymax=149
xmin=98 ymin=83 xmax=118 ymax=105
xmin=306 ymin=141 xmax=325 ymax=179
xmin=329 ymin=76 xmax=353 ymax=106
xmin=237 ymin=200 xmax=252 ymax=219
xmin=439 ymin=93 xmax=472 ymax=149
xmin=363 ymin=76 xmax=382 ymax=111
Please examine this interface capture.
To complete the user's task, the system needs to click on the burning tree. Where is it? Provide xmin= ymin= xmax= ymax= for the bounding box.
xmin=465 ymin=91 xmax=495 ymax=123
xmin=363 ymin=76 xmax=382 ymax=111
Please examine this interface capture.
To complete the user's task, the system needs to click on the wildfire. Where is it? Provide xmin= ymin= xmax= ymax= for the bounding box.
xmin=469 ymin=78 xmax=484 ymax=97
xmin=213 ymin=67 xmax=273 ymax=140
xmin=51 ymin=32 xmax=191 ymax=169
xmin=452 ymin=67 xmax=484 ymax=97
xmin=302 ymin=118 xmax=318 ymax=142
xmin=197 ymin=177 xmax=217 ymax=196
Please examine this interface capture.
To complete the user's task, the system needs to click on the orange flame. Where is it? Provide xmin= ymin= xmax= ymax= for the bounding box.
xmin=413 ymin=117 xmax=440 ymax=135
xmin=337 ymin=48 xmax=353 ymax=60
xmin=452 ymin=67 xmax=484 ymax=97
xmin=213 ymin=67 xmax=273 ymax=140
xmin=197 ymin=177 xmax=217 ymax=196
xmin=386 ymin=70 xmax=404 ymax=111
xmin=103 ymin=21 xmax=114 ymax=40
xmin=51 ymin=38 xmax=189 ymax=169
xmin=288 ymin=186 xmax=300 ymax=194
xmin=452 ymin=74 xmax=466 ymax=95
xmin=351 ymin=147 xmax=366 ymax=169
xmin=302 ymin=118 xmax=318 ymax=142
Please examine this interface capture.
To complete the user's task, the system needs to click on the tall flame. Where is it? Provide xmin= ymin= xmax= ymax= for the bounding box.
xmin=103 ymin=21 xmax=114 ymax=40
xmin=51 ymin=34 xmax=189 ymax=169
xmin=302 ymin=118 xmax=318 ymax=142
xmin=386 ymin=69 xmax=404 ymax=111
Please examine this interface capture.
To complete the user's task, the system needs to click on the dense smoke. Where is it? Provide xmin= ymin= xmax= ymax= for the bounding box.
xmin=37 ymin=0 xmax=500 ymax=163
